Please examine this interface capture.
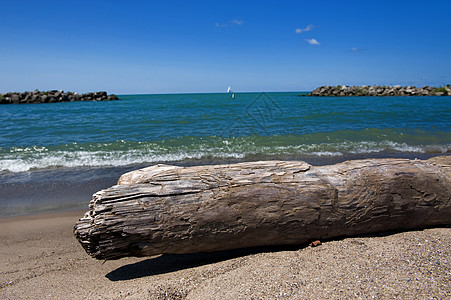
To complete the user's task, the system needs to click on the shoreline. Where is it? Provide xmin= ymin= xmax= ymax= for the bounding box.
xmin=1 ymin=210 xmax=450 ymax=298
xmin=1 ymin=152 xmax=450 ymax=218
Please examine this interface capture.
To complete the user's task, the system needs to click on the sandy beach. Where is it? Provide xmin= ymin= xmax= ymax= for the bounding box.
xmin=2 ymin=0 xmax=451 ymax=298
xmin=0 ymin=211 xmax=449 ymax=299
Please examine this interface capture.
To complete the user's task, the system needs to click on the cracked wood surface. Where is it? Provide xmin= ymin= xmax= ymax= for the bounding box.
xmin=74 ymin=157 xmax=451 ymax=260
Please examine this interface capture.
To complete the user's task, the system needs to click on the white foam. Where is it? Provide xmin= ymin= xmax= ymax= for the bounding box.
xmin=1 ymin=141 xmax=450 ymax=173
xmin=310 ymin=151 xmax=344 ymax=157
xmin=0 ymin=148 xmax=247 ymax=173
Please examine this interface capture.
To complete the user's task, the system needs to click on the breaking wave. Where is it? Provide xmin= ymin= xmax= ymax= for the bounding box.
xmin=1 ymin=133 xmax=450 ymax=172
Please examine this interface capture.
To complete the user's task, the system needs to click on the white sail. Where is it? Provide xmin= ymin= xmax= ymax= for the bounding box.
xmin=227 ymin=86 xmax=231 ymax=93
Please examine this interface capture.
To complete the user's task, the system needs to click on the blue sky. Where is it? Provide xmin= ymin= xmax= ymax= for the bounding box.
xmin=1 ymin=0 xmax=451 ymax=94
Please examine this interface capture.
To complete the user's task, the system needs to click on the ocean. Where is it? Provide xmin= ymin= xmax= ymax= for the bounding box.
xmin=1 ymin=92 xmax=451 ymax=216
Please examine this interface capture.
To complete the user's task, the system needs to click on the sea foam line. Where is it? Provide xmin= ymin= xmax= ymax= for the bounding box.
xmin=1 ymin=141 xmax=450 ymax=173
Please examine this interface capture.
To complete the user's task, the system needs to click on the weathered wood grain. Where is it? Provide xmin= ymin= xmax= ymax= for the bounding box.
xmin=74 ymin=157 xmax=451 ymax=260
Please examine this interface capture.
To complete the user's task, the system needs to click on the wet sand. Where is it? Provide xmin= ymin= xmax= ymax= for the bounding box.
xmin=1 ymin=211 xmax=450 ymax=299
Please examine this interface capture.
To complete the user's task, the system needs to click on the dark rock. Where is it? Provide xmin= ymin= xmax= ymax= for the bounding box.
xmin=11 ymin=94 xmax=20 ymax=104
xmin=0 ymin=90 xmax=119 ymax=104
xmin=0 ymin=94 xmax=8 ymax=104
xmin=305 ymin=85 xmax=451 ymax=97
xmin=31 ymin=94 xmax=41 ymax=103
xmin=54 ymin=90 xmax=64 ymax=98
xmin=94 ymin=91 xmax=107 ymax=98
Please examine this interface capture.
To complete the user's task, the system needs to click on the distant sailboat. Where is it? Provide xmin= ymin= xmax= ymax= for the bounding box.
xmin=227 ymin=86 xmax=235 ymax=99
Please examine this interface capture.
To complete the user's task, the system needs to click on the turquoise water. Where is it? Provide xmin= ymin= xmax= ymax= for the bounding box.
xmin=1 ymin=92 xmax=451 ymax=173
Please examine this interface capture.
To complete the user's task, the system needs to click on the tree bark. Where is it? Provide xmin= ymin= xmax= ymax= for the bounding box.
xmin=74 ymin=157 xmax=451 ymax=260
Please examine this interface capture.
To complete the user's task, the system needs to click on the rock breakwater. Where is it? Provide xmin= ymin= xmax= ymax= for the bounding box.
xmin=0 ymin=90 xmax=119 ymax=104
xmin=307 ymin=85 xmax=451 ymax=97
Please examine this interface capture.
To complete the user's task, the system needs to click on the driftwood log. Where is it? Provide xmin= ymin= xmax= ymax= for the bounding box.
xmin=74 ymin=156 xmax=451 ymax=260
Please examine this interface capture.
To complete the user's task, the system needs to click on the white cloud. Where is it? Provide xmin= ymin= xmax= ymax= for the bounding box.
xmin=215 ymin=19 xmax=244 ymax=27
xmin=305 ymin=38 xmax=320 ymax=45
xmin=350 ymin=47 xmax=368 ymax=52
xmin=295 ymin=24 xmax=314 ymax=34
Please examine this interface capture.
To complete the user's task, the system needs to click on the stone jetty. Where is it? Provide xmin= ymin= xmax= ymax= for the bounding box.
xmin=306 ymin=85 xmax=451 ymax=97
xmin=0 ymin=90 xmax=119 ymax=104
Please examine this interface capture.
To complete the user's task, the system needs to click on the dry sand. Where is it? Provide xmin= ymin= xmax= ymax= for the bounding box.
xmin=0 ymin=211 xmax=450 ymax=299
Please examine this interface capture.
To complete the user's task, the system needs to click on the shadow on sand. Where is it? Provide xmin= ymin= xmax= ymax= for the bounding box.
xmin=105 ymin=225 xmax=451 ymax=281
xmin=105 ymin=245 xmax=302 ymax=281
